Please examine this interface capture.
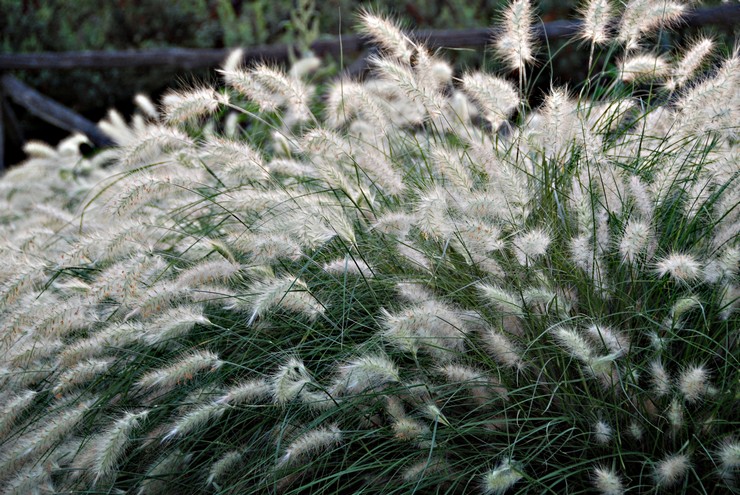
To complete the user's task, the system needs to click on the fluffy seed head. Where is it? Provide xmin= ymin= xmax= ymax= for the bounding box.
xmin=579 ymin=0 xmax=612 ymax=45
xmin=482 ymin=457 xmax=523 ymax=494
xmin=666 ymin=37 xmax=714 ymax=90
xmin=655 ymin=253 xmax=702 ymax=283
xmin=278 ymin=425 xmax=342 ymax=468
xmin=678 ymin=364 xmax=710 ymax=403
xmin=653 ymin=453 xmax=691 ymax=487
xmin=358 ymin=10 xmax=414 ymax=63
xmin=161 ymin=88 xmax=227 ymax=124
xmin=512 ymin=228 xmax=551 ymax=265
xmin=592 ymin=466 xmax=624 ymax=495
xmin=594 ymin=420 xmax=613 ymax=445
xmin=461 ymin=72 xmax=520 ymax=127
xmin=495 ymin=0 xmax=537 ymax=72
xmin=650 ymin=360 xmax=671 ymax=398
xmin=619 ymin=54 xmax=669 ymax=83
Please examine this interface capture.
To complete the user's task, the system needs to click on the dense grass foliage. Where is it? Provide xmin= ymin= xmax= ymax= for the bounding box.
xmin=1 ymin=1 xmax=738 ymax=494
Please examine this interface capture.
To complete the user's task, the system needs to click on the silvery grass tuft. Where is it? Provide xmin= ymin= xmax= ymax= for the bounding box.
xmin=0 ymin=2 xmax=738 ymax=494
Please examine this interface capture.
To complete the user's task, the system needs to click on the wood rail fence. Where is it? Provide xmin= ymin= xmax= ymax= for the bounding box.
xmin=1 ymin=4 xmax=738 ymax=171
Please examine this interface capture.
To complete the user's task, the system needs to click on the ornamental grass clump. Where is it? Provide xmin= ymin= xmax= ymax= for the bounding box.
xmin=0 ymin=3 xmax=738 ymax=494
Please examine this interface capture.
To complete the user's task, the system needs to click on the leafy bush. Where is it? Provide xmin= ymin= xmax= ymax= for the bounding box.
xmin=1 ymin=1 xmax=738 ymax=494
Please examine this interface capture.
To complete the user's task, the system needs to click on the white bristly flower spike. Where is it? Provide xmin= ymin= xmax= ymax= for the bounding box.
xmin=653 ymin=453 xmax=691 ymax=487
xmin=482 ymin=457 xmax=523 ymax=494
xmin=678 ymin=364 xmax=710 ymax=403
xmin=579 ymin=0 xmax=612 ymax=45
xmin=594 ymin=420 xmax=613 ymax=445
xmin=278 ymin=425 xmax=342 ymax=468
xmin=655 ymin=253 xmax=702 ymax=283
xmin=592 ymin=466 xmax=624 ymax=495
xmin=495 ymin=0 xmax=536 ymax=73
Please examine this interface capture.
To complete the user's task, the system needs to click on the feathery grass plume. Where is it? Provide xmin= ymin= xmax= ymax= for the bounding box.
xmin=58 ymin=322 xmax=146 ymax=367
xmin=250 ymin=64 xmax=312 ymax=123
xmin=481 ymin=327 xmax=525 ymax=370
xmin=512 ymin=228 xmax=551 ymax=265
xmin=667 ymin=398 xmax=684 ymax=432
xmin=618 ymin=0 xmax=686 ymax=51
xmin=655 ymin=253 xmax=702 ymax=284
xmin=0 ymin=390 xmax=36 ymax=437
xmin=323 ymin=257 xmax=374 ymax=278
xmin=200 ymin=136 xmax=268 ymax=182
xmin=358 ymin=10 xmax=414 ymax=63
xmin=175 ymin=259 xmax=242 ymax=288
xmin=618 ymin=53 xmax=669 ymax=83
xmin=142 ymin=306 xmax=211 ymax=346
xmin=220 ymin=66 xmax=284 ymax=112
xmin=333 ymin=354 xmax=400 ymax=395
xmin=380 ymin=302 xmax=468 ymax=359
xmin=494 ymin=0 xmax=536 ymax=72
xmin=217 ymin=379 xmax=271 ymax=405
xmin=429 ymin=143 xmax=475 ymax=190
xmin=207 ymin=450 xmax=242 ymax=486
xmin=393 ymin=416 xmax=431 ymax=442
xmin=717 ymin=440 xmax=740 ymax=480
xmin=478 ymin=284 xmax=525 ymax=318
xmin=52 ymin=358 xmax=113 ymax=398
xmin=162 ymin=402 xmax=227 ymax=442
xmin=135 ymin=351 xmax=222 ymax=393
xmin=579 ymin=0 xmax=612 ymax=45
xmin=288 ymin=56 xmax=321 ymax=80
xmin=352 ymin=140 xmax=406 ymax=196
xmin=161 ymin=88 xmax=227 ymax=125
xmin=674 ymin=51 xmax=740 ymax=139
xmin=370 ymin=55 xmax=445 ymax=118
xmin=619 ymin=218 xmax=653 ymax=264
xmin=653 ymin=453 xmax=691 ymax=487
xmin=585 ymin=324 xmax=628 ymax=355
xmin=277 ymin=424 xmax=342 ymax=468
xmin=89 ymin=410 xmax=149 ymax=484
xmin=678 ymin=364 xmax=710 ymax=403
xmin=241 ymin=275 xmax=324 ymax=325
xmin=594 ymin=420 xmax=613 ymax=444
xmin=402 ymin=457 xmax=448 ymax=482
xmin=591 ymin=466 xmax=624 ymax=495
xmin=627 ymin=421 xmax=644 ymax=441
xmin=460 ymin=72 xmax=520 ymax=129
xmin=482 ymin=457 xmax=523 ymax=494
xmin=324 ymin=80 xmax=391 ymax=132
xmin=133 ymin=281 xmax=191 ymax=320
xmin=650 ymin=360 xmax=671 ymax=398
xmin=670 ymin=296 xmax=701 ymax=323
xmin=439 ymin=363 xmax=507 ymax=401
xmin=134 ymin=93 xmax=159 ymax=119
xmin=2 ymin=402 xmax=89 ymax=473
xmin=222 ymin=48 xmax=243 ymax=73
xmin=2 ymin=462 xmax=54 ymax=495
xmin=271 ymin=358 xmax=314 ymax=404
xmin=414 ymin=186 xmax=455 ymax=240
xmin=666 ymin=37 xmax=714 ymax=90
xmin=552 ymin=326 xmax=596 ymax=363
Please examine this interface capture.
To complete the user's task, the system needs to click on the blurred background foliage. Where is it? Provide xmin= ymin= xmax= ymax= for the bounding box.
xmin=0 ymin=0 xmax=735 ymax=165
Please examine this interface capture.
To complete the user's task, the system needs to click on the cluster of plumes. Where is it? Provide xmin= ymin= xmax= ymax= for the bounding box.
xmin=1 ymin=2 xmax=738 ymax=494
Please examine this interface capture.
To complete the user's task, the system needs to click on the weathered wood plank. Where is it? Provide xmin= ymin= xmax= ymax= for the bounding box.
xmin=1 ymin=74 xmax=113 ymax=147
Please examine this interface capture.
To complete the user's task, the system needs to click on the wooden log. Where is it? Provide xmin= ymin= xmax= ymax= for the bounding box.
xmin=0 ymin=74 xmax=113 ymax=147
xmin=0 ymin=5 xmax=735 ymax=71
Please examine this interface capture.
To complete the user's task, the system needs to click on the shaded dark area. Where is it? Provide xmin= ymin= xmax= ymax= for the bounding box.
xmin=0 ymin=0 xmax=737 ymax=168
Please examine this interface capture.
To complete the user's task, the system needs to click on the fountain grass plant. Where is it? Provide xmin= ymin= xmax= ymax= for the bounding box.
xmin=1 ymin=1 xmax=738 ymax=493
